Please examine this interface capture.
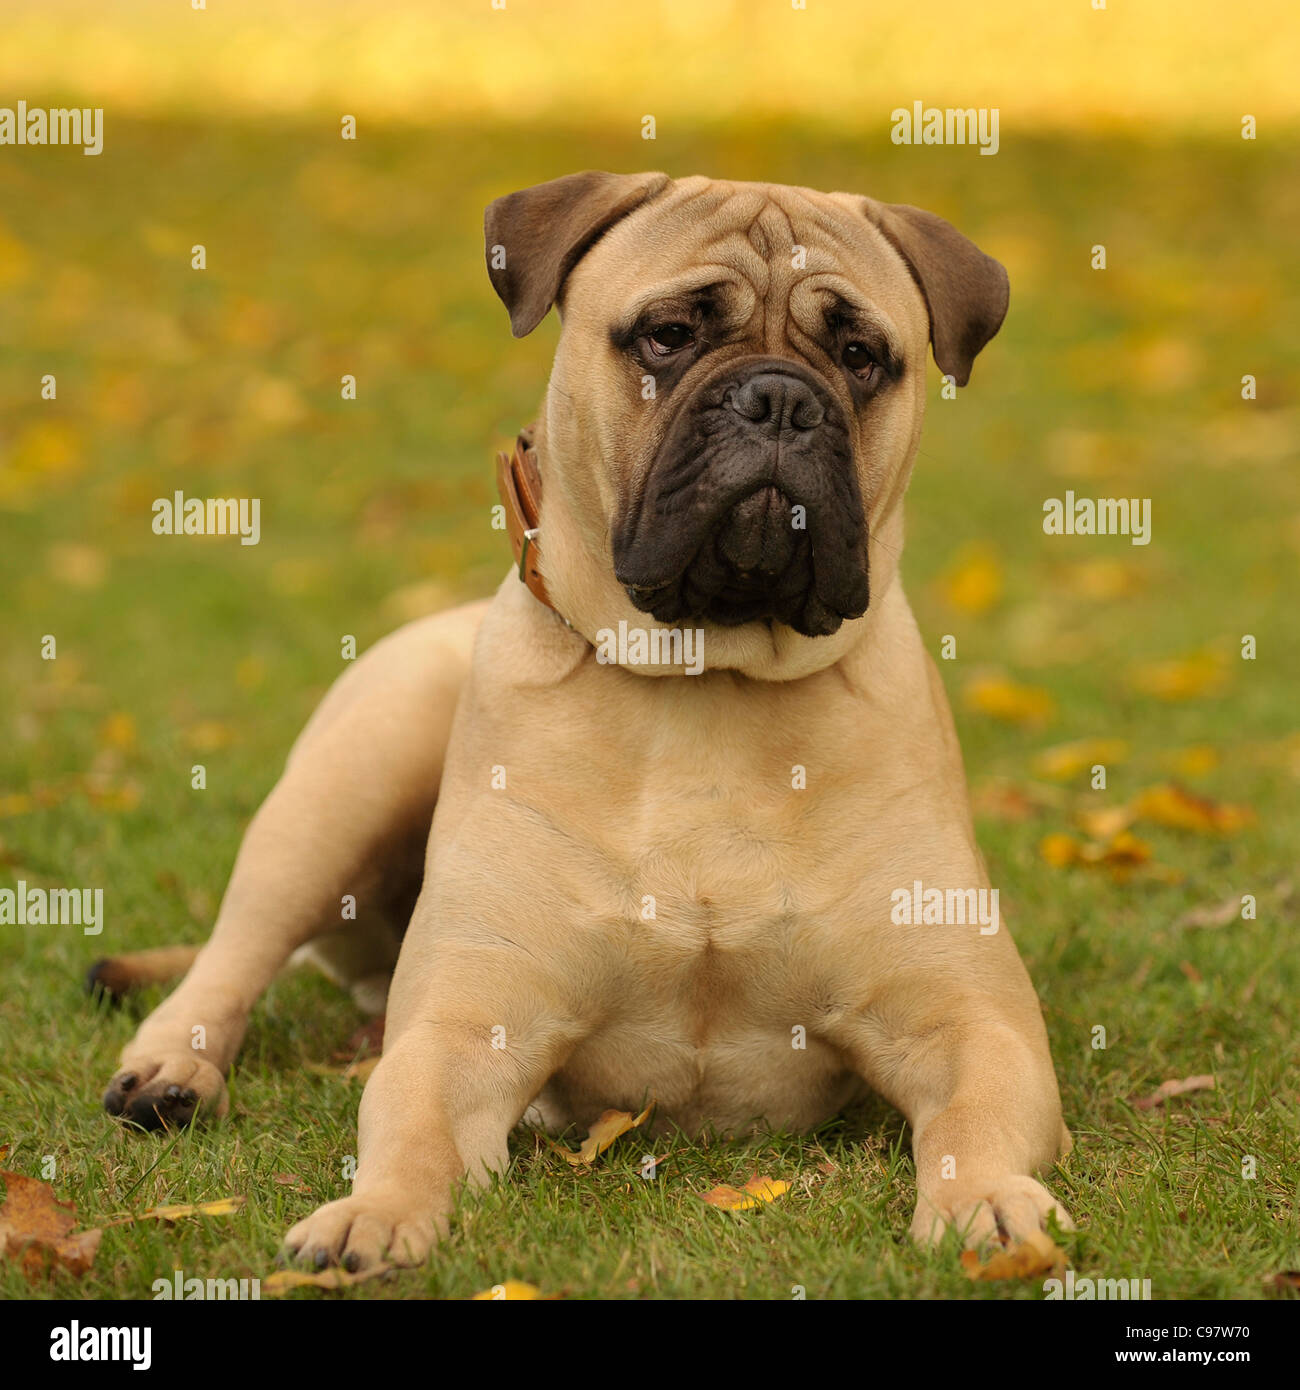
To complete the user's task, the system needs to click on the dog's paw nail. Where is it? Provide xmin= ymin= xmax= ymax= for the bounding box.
xmin=342 ymin=1252 xmax=360 ymax=1273
xmin=119 ymin=1073 xmax=137 ymax=1091
xmin=313 ymin=1248 xmax=329 ymax=1269
xmin=180 ymin=1087 xmax=197 ymax=1103
xmin=164 ymin=1084 xmax=182 ymax=1100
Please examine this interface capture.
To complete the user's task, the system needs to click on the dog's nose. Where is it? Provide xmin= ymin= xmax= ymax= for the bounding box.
xmin=728 ymin=373 xmax=825 ymax=434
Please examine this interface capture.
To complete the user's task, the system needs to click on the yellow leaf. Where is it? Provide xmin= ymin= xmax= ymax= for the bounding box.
xmin=555 ymin=1103 xmax=654 ymax=1166
xmin=1129 ymin=651 xmax=1227 ymax=701
xmin=1031 ymin=738 xmax=1127 ymax=781
xmin=700 ymin=1175 xmax=791 ymax=1211
xmin=964 ymin=675 xmax=1054 ymax=726
xmin=471 ymin=1279 xmax=549 ymax=1300
xmin=1130 ymin=783 xmax=1253 ymax=834
xmin=184 ymin=721 xmax=237 ymax=752
xmin=47 ymin=543 xmax=108 ymax=590
xmin=1057 ymin=558 xmax=1146 ymax=601
xmin=939 ymin=545 xmax=1003 ymax=615
xmin=98 ymin=713 xmax=138 ymax=751
xmin=1074 ymin=805 xmax=1134 ymax=839
xmin=961 ymin=1229 xmax=1066 ymax=1282
xmin=263 ymin=1263 xmax=391 ymax=1294
xmin=1161 ymin=745 xmax=1219 ymax=778
xmin=132 ymin=1197 xmax=245 ymax=1223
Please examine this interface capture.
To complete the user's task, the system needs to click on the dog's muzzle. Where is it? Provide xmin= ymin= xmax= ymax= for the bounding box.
xmin=612 ymin=357 xmax=870 ymax=637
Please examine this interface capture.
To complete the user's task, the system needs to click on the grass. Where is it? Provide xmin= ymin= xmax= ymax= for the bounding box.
xmin=1 ymin=112 xmax=1298 ymax=1299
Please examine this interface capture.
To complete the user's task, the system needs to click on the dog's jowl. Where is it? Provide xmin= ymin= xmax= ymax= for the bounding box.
xmin=99 ymin=172 xmax=1073 ymax=1270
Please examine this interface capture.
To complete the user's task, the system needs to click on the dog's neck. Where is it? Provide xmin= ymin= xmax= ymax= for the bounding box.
xmin=495 ymin=426 xmax=909 ymax=681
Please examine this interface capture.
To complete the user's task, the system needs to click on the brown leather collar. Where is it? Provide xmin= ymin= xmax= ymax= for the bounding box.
xmin=495 ymin=425 xmax=553 ymax=611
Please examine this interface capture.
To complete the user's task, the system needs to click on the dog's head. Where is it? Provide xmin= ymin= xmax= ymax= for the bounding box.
xmin=485 ymin=172 xmax=1007 ymax=678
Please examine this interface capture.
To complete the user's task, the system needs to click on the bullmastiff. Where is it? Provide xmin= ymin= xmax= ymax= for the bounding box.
xmin=98 ymin=172 xmax=1073 ymax=1270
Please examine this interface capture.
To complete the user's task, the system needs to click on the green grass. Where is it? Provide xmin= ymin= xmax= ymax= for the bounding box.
xmin=1 ymin=116 xmax=1298 ymax=1299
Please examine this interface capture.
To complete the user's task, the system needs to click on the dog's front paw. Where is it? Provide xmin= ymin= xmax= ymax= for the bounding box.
xmin=102 ymin=1054 xmax=228 ymax=1130
xmin=281 ymin=1193 xmax=440 ymax=1272
xmin=910 ymin=1174 xmax=1074 ymax=1249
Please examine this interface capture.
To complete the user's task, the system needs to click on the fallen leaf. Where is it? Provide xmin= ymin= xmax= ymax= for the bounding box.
xmin=961 ymin=1229 xmax=1066 ymax=1282
xmin=1129 ymin=651 xmax=1227 ymax=701
xmin=700 ymin=1175 xmax=791 ymax=1211
xmin=0 ymin=1170 xmax=102 ymax=1281
xmin=940 ymin=545 xmax=1003 ymax=615
xmin=1057 ymin=558 xmax=1146 ymax=601
xmin=1039 ymin=829 xmax=1176 ymax=881
xmin=1032 ymin=738 xmax=1128 ymax=782
xmin=1130 ymin=783 xmax=1253 ymax=834
xmin=964 ymin=675 xmax=1054 ymax=726
xmin=1132 ymin=1075 xmax=1216 ymax=1111
xmin=1074 ymin=804 xmax=1136 ymax=839
xmin=1266 ymin=1271 xmax=1300 ymax=1293
xmin=47 ymin=543 xmax=108 ymax=590
xmin=471 ymin=1279 xmax=551 ymax=1300
xmin=1176 ymin=895 xmax=1241 ymax=930
xmin=971 ymin=780 xmax=1064 ymax=821
xmin=555 ymin=1103 xmax=654 ymax=1166
xmin=1161 ymin=745 xmax=1219 ymax=778
xmin=102 ymin=1196 xmax=245 ymax=1227
xmin=184 ymin=721 xmax=237 ymax=752
xmin=263 ymin=1263 xmax=392 ymax=1294
xmin=305 ymin=1057 xmax=380 ymax=1083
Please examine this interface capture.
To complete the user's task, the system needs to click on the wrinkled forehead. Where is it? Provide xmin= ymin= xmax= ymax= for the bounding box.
xmin=565 ymin=178 xmax=925 ymax=344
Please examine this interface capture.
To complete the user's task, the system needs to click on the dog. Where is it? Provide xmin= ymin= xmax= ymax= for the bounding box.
xmin=96 ymin=171 xmax=1073 ymax=1270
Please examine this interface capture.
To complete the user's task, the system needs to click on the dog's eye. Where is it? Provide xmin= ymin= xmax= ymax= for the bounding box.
xmin=646 ymin=323 xmax=695 ymax=356
xmin=842 ymin=342 xmax=877 ymax=381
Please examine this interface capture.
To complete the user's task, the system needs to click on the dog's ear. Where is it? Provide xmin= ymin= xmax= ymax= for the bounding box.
xmin=857 ymin=198 xmax=1009 ymax=387
xmin=485 ymin=171 xmax=671 ymax=337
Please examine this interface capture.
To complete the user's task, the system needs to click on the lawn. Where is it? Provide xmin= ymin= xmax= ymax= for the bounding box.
xmin=1 ymin=106 xmax=1298 ymax=1299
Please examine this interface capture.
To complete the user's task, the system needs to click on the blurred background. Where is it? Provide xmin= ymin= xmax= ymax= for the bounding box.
xmin=1 ymin=1 xmax=1298 ymax=1126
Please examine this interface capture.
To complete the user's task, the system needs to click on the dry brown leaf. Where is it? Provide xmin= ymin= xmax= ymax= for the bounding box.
xmin=554 ymin=1103 xmax=654 ymax=1166
xmin=263 ymin=1263 xmax=392 ymax=1294
xmin=971 ymin=780 xmax=1063 ymax=822
xmin=0 ymin=1170 xmax=102 ymax=1281
xmin=1266 ymin=1271 xmax=1300 ymax=1293
xmin=471 ymin=1279 xmax=552 ymax=1300
xmin=700 ymin=1175 xmax=791 ymax=1211
xmin=1177 ymin=896 xmax=1241 ymax=930
xmin=961 ymin=1229 xmax=1066 ymax=1282
xmin=1133 ymin=1075 xmax=1216 ymax=1111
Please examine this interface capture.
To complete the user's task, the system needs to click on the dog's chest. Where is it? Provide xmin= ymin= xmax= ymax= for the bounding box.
xmin=541 ymin=776 xmax=864 ymax=1134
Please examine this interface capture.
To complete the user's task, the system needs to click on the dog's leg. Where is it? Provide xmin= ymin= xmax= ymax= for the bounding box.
xmin=101 ymin=603 xmax=487 ymax=1131
xmin=888 ymin=1012 xmax=1073 ymax=1249
xmin=837 ymin=978 xmax=1073 ymax=1249
xmin=281 ymin=956 xmax=588 ymax=1270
